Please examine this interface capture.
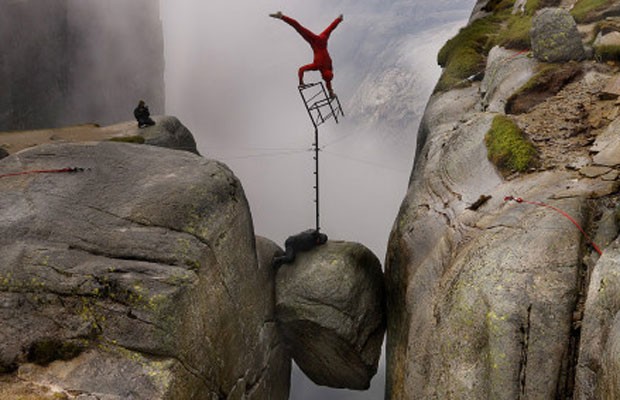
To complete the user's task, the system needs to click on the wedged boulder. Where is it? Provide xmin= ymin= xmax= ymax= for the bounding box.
xmin=275 ymin=241 xmax=385 ymax=390
xmin=0 ymin=142 xmax=288 ymax=399
xmin=531 ymin=8 xmax=585 ymax=62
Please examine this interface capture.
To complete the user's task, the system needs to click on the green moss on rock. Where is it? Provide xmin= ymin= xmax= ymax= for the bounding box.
xmin=435 ymin=0 xmax=584 ymax=92
xmin=436 ymin=18 xmax=497 ymax=92
xmin=435 ymin=0 xmax=554 ymax=92
xmin=108 ymin=135 xmax=145 ymax=144
xmin=497 ymin=14 xmax=533 ymax=49
xmin=595 ymin=44 xmax=620 ymax=61
xmin=570 ymin=0 xmax=613 ymax=23
xmin=485 ymin=115 xmax=538 ymax=174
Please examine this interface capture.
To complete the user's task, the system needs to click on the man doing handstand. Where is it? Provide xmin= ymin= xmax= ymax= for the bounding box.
xmin=270 ymin=12 xmax=343 ymax=98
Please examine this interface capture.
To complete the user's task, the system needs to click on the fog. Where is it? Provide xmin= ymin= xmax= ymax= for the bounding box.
xmin=160 ymin=0 xmax=474 ymax=398
xmin=0 ymin=0 xmax=163 ymax=131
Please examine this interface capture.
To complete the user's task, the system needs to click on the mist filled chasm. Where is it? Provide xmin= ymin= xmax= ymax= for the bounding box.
xmin=160 ymin=0 xmax=475 ymax=398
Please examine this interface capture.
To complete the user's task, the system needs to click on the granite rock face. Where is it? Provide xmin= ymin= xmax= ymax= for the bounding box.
xmin=0 ymin=142 xmax=288 ymax=399
xmin=386 ymin=7 xmax=620 ymax=397
xmin=275 ymin=241 xmax=386 ymax=390
xmin=576 ymin=236 xmax=620 ymax=399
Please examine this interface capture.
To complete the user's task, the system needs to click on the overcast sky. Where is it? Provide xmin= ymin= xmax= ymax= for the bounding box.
xmin=159 ymin=1 xmax=475 ymax=398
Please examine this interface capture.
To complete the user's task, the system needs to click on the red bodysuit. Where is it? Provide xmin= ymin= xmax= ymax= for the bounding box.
xmin=280 ymin=15 xmax=343 ymax=95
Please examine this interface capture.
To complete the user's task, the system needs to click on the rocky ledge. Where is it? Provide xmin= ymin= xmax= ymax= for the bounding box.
xmin=0 ymin=119 xmax=386 ymax=399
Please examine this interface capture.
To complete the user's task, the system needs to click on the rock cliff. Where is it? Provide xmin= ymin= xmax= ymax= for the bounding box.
xmin=386 ymin=0 xmax=620 ymax=398
xmin=0 ymin=141 xmax=289 ymax=399
xmin=0 ymin=119 xmax=386 ymax=398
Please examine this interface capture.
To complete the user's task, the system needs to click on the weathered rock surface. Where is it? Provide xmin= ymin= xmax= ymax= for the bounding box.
xmin=480 ymin=46 xmax=537 ymax=113
xmin=576 ymin=235 xmax=620 ymax=399
xmin=0 ymin=147 xmax=7 ymax=160
xmin=531 ymin=8 xmax=585 ymax=62
xmin=506 ymin=62 xmax=583 ymax=115
xmin=275 ymin=241 xmax=385 ymax=390
xmin=0 ymin=142 xmax=288 ymax=399
xmin=593 ymin=117 xmax=620 ymax=167
xmin=594 ymin=30 xmax=620 ymax=50
xmin=386 ymin=11 xmax=620 ymax=398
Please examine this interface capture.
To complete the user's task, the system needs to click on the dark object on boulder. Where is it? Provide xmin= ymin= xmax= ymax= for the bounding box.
xmin=273 ymin=229 xmax=328 ymax=268
xmin=0 ymin=148 xmax=8 ymax=160
xmin=133 ymin=100 xmax=155 ymax=128
xmin=467 ymin=194 xmax=492 ymax=211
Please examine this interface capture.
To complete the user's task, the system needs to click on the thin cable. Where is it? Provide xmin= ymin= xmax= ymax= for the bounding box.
xmin=504 ymin=195 xmax=603 ymax=256
xmin=206 ymin=145 xmax=308 ymax=152
xmin=217 ymin=148 xmax=310 ymax=161
xmin=322 ymin=149 xmax=409 ymax=174
xmin=322 ymin=129 xmax=361 ymax=148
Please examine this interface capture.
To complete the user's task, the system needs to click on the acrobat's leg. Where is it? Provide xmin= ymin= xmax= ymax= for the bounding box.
xmin=281 ymin=15 xmax=318 ymax=44
xmin=321 ymin=69 xmax=335 ymax=96
xmin=299 ymin=63 xmax=319 ymax=86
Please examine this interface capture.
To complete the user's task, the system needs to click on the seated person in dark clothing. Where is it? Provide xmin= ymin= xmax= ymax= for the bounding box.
xmin=273 ymin=229 xmax=328 ymax=269
xmin=134 ymin=100 xmax=155 ymax=128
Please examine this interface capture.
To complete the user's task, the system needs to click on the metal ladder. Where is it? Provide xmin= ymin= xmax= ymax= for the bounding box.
xmin=297 ymin=82 xmax=344 ymax=232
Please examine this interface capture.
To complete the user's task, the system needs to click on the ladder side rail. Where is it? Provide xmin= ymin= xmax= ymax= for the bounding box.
xmin=318 ymin=81 xmax=341 ymax=124
xmin=299 ymin=86 xmax=319 ymax=129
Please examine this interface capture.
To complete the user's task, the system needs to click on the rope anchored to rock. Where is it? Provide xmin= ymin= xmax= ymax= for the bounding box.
xmin=0 ymin=167 xmax=87 ymax=180
xmin=504 ymin=195 xmax=603 ymax=256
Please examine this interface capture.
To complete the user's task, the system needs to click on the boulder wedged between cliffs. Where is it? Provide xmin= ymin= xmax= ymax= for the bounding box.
xmin=275 ymin=241 xmax=386 ymax=390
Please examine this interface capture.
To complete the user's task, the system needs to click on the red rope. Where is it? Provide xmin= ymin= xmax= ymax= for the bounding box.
xmin=0 ymin=167 xmax=85 ymax=179
xmin=505 ymin=49 xmax=530 ymax=62
xmin=504 ymin=196 xmax=603 ymax=256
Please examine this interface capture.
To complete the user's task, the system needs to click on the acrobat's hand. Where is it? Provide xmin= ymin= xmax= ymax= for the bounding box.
xmin=339 ymin=14 xmax=343 ymax=20
xmin=269 ymin=11 xmax=283 ymax=19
